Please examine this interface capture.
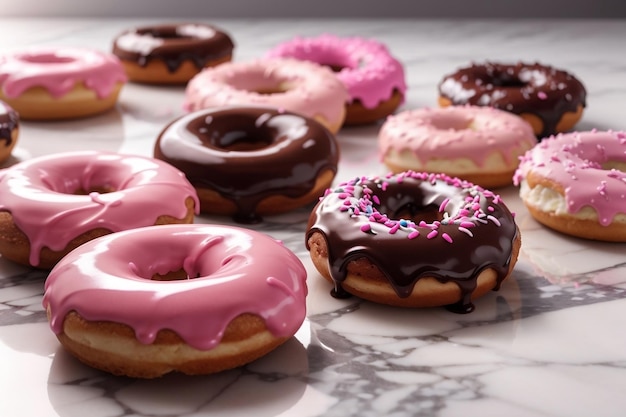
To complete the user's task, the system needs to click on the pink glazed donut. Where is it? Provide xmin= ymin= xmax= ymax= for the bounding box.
xmin=267 ymin=34 xmax=407 ymax=125
xmin=0 ymin=47 xmax=127 ymax=120
xmin=183 ymin=58 xmax=349 ymax=133
xmin=43 ymin=224 xmax=308 ymax=378
xmin=514 ymin=130 xmax=626 ymax=242
xmin=379 ymin=106 xmax=537 ymax=188
xmin=0 ymin=151 xmax=199 ymax=269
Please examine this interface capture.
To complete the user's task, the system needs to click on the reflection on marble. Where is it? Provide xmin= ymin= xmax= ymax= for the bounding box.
xmin=1 ymin=17 xmax=626 ymax=417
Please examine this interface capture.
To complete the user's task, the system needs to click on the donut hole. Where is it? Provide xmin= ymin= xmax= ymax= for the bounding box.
xmin=603 ymin=160 xmax=626 ymax=171
xmin=226 ymin=71 xmax=291 ymax=95
xmin=391 ymin=202 xmax=443 ymax=224
xmin=74 ymin=185 xmax=116 ymax=195
xmin=18 ymin=53 xmax=75 ymax=64
xmin=214 ymin=130 xmax=273 ymax=151
xmin=491 ymin=75 xmax=526 ymax=88
xmin=151 ymin=269 xmax=199 ymax=281
xmin=428 ymin=113 xmax=473 ymax=131
xmin=138 ymin=27 xmax=193 ymax=40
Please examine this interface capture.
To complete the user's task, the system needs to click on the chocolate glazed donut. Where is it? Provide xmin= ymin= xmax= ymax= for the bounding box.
xmin=0 ymin=101 xmax=18 ymax=163
xmin=113 ymin=23 xmax=234 ymax=83
xmin=438 ymin=62 xmax=586 ymax=138
xmin=0 ymin=102 xmax=18 ymax=149
xmin=155 ymin=106 xmax=340 ymax=223
xmin=306 ymin=172 xmax=520 ymax=313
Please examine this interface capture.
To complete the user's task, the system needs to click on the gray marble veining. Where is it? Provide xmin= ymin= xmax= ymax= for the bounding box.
xmin=1 ymin=18 xmax=625 ymax=417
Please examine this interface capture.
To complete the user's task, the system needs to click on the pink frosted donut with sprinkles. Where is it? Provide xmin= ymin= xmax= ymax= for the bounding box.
xmin=306 ymin=171 xmax=521 ymax=313
xmin=266 ymin=34 xmax=406 ymax=125
xmin=379 ymin=106 xmax=537 ymax=188
xmin=183 ymin=58 xmax=348 ymax=133
xmin=514 ymin=130 xmax=626 ymax=242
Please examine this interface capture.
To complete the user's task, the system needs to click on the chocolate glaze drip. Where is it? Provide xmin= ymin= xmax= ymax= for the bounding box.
xmin=306 ymin=174 xmax=518 ymax=313
xmin=113 ymin=24 xmax=234 ymax=72
xmin=438 ymin=62 xmax=586 ymax=138
xmin=155 ymin=107 xmax=339 ymax=223
xmin=0 ymin=102 xmax=18 ymax=147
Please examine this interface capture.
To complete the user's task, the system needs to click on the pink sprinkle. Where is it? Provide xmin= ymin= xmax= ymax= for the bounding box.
xmin=408 ymin=230 xmax=420 ymax=239
xmin=419 ymin=220 xmax=428 ymax=227
xmin=460 ymin=221 xmax=475 ymax=228
xmin=381 ymin=181 xmax=388 ymax=191
xmin=360 ymin=224 xmax=371 ymax=233
xmin=442 ymin=233 xmax=453 ymax=243
xmin=487 ymin=206 xmax=495 ymax=212
xmin=338 ymin=193 xmax=349 ymax=199
xmin=487 ymin=215 xmax=501 ymax=226
xmin=537 ymin=91 xmax=548 ymax=100
xmin=439 ymin=198 xmax=450 ymax=212
xmin=373 ymin=195 xmax=381 ymax=205
xmin=427 ymin=230 xmax=438 ymax=239
xmin=389 ymin=224 xmax=400 ymax=234
xmin=458 ymin=226 xmax=473 ymax=237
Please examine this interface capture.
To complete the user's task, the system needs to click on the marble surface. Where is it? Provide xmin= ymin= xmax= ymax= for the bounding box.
xmin=1 ymin=18 xmax=626 ymax=417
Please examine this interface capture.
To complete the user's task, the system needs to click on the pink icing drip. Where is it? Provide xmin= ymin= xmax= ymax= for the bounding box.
xmin=514 ymin=130 xmax=626 ymax=225
xmin=379 ymin=106 xmax=537 ymax=166
xmin=42 ymin=224 xmax=307 ymax=350
xmin=183 ymin=58 xmax=349 ymax=128
xmin=0 ymin=151 xmax=199 ymax=266
xmin=0 ymin=47 xmax=127 ymax=99
xmin=266 ymin=34 xmax=407 ymax=109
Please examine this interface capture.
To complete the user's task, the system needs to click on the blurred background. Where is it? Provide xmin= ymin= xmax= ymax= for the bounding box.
xmin=1 ymin=0 xmax=625 ymax=18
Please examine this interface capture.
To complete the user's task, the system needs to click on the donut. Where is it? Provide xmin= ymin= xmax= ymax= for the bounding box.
xmin=43 ymin=224 xmax=307 ymax=378
xmin=183 ymin=58 xmax=349 ymax=133
xmin=514 ymin=130 xmax=626 ymax=242
xmin=155 ymin=106 xmax=339 ymax=223
xmin=438 ymin=62 xmax=586 ymax=138
xmin=0 ymin=47 xmax=127 ymax=120
xmin=266 ymin=34 xmax=406 ymax=125
xmin=0 ymin=151 xmax=198 ymax=269
xmin=379 ymin=106 xmax=537 ymax=188
xmin=112 ymin=23 xmax=234 ymax=84
xmin=0 ymin=100 xmax=19 ymax=164
xmin=306 ymin=171 xmax=521 ymax=313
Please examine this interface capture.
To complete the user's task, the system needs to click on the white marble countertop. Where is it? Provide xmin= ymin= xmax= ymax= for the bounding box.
xmin=1 ymin=18 xmax=625 ymax=417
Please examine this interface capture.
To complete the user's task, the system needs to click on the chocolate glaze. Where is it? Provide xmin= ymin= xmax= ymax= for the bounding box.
xmin=306 ymin=173 xmax=518 ymax=313
xmin=0 ymin=101 xmax=18 ymax=147
xmin=155 ymin=106 xmax=339 ymax=223
xmin=438 ymin=62 xmax=586 ymax=138
xmin=113 ymin=24 xmax=234 ymax=72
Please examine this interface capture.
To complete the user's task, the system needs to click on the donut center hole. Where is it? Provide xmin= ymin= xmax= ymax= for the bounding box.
xmin=321 ymin=63 xmax=347 ymax=73
xmin=492 ymin=75 xmax=526 ymax=88
xmin=151 ymin=269 xmax=199 ymax=281
xmin=19 ymin=53 xmax=75 ymax=64
xmin=603 ymin=161 xmax=626 ymax=171
xmin=149 ymin=31 xmax=191 ymax=39
xmin=214 ymin=130 xmax=272 ymax=151
xmin=392 ymin=203 xmax=443 ymax=223
xmin=74 ymin=185 xmax=115 ymax=195
xmin=252 ymin=85 xmax=289 ymax=95
xmin=429 ymin=114 xmax=473 ymax=131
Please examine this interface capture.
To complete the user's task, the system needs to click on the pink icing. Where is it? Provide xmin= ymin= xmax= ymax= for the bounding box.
xmin=0 ymin=47 xmax=127 ymax=99
xmin=267 ymin=34 xmax=406 ymax=109
xmin=0 ymin=151 xmax=199 ymax=266
xmin=183 ymin=58 xmax=349 ymax=128
xmin=379 ymin=106 xmax=537 ymax=166
xmin=43 ymin=224 xmax=308 ymax=350
xmin=514 ymin=130 xmax=626 ymax=225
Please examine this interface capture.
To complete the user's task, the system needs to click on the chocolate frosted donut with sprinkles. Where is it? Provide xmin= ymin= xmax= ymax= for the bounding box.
xmin=438 ymin=62 xmax=586 ymax=138
xmin=306 ymin=171 xmax=521 ymax=313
